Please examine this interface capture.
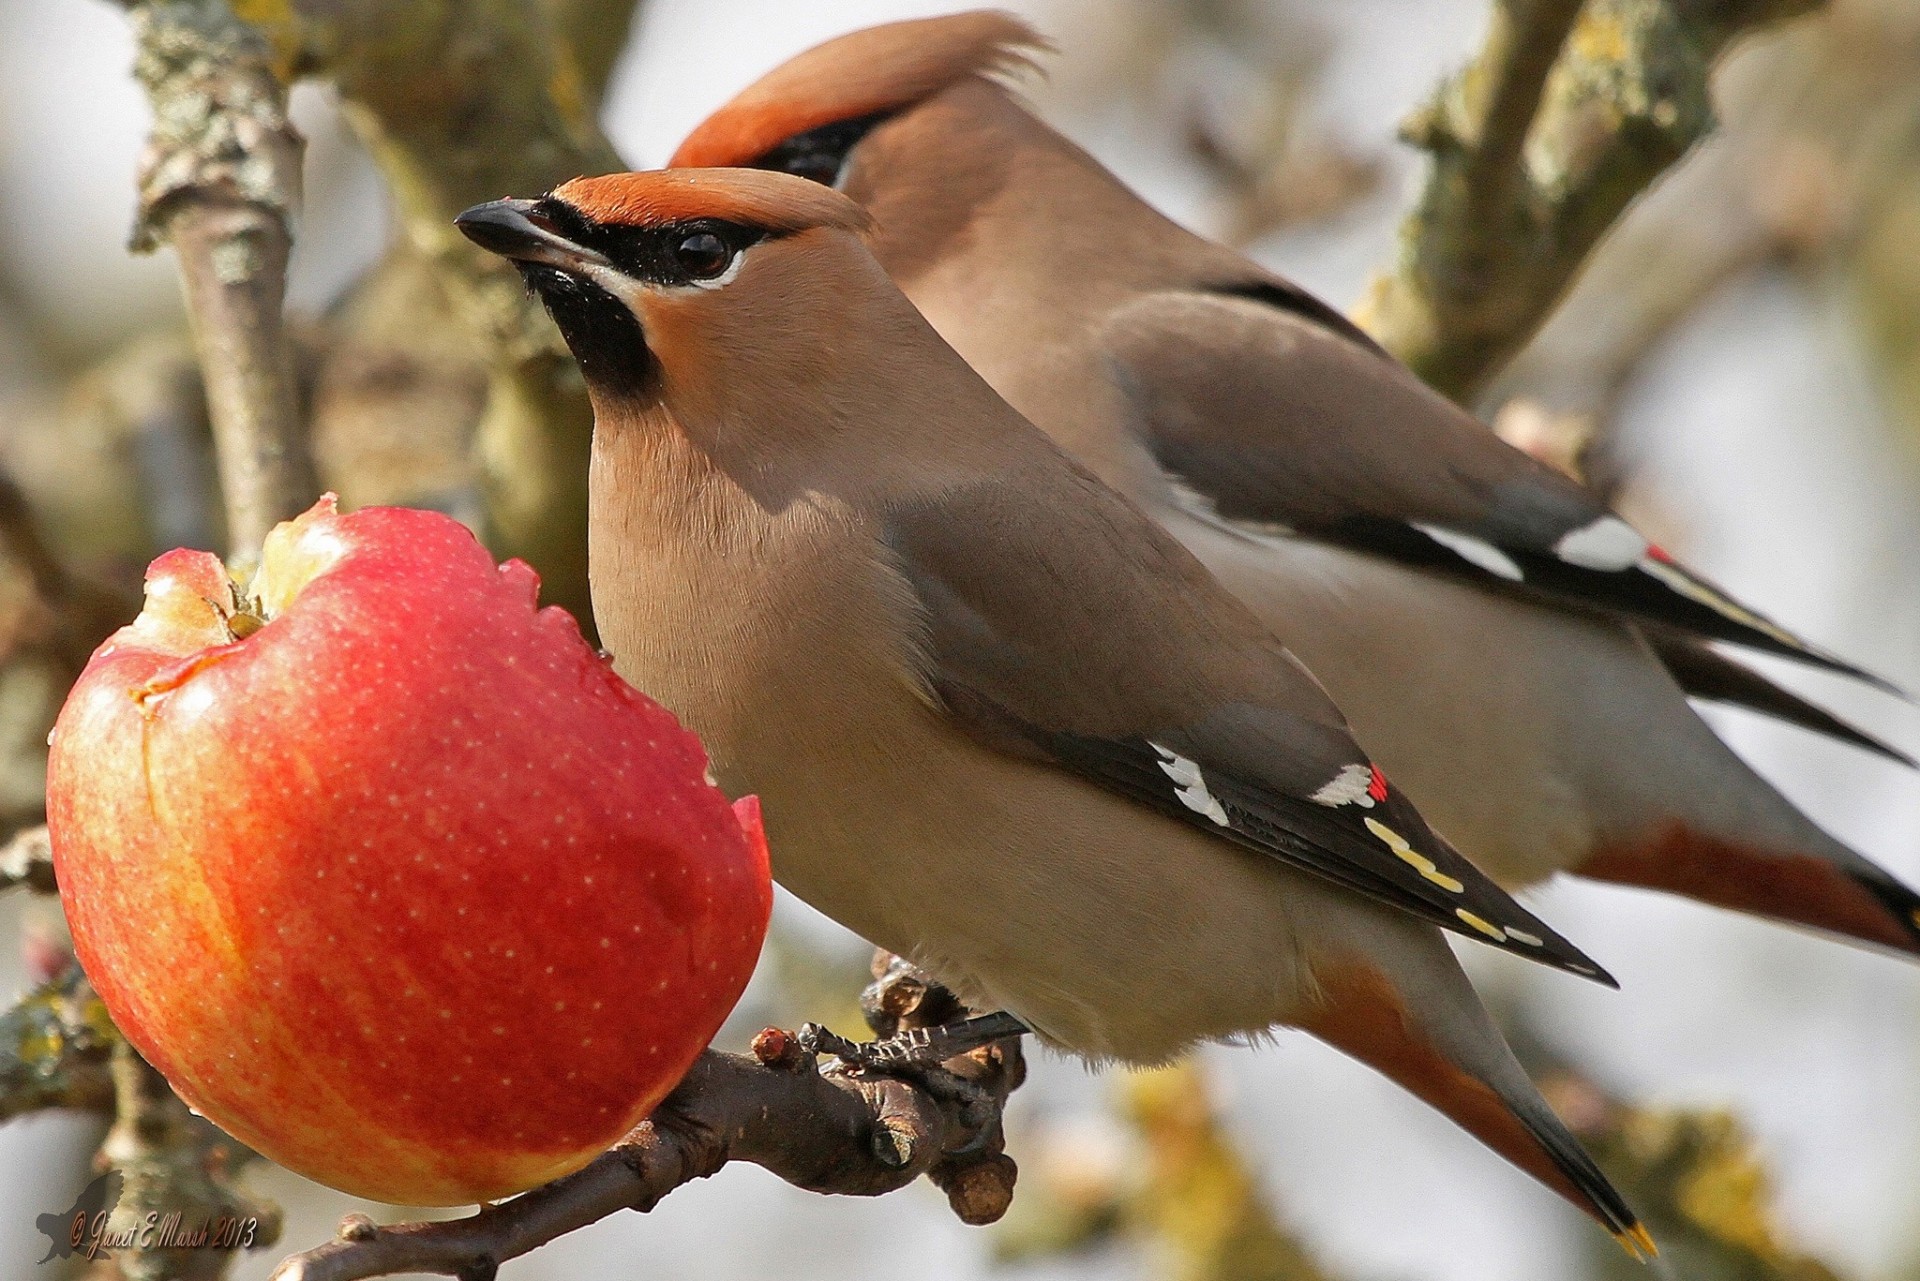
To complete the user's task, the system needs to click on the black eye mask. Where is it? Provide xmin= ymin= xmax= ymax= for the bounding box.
xmin=528 ymin=199 xmax=767 ymax=288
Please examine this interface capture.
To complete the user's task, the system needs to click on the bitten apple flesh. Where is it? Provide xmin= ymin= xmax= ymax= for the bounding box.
xmin=47 ymin=497 xmax=772 ymax=1206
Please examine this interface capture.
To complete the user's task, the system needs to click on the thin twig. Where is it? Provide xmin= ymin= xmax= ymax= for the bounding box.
xmin=1357 ymin=0 xmax=1828 ymax=403
xmin=121 ymin=0 xmax=317 ymax=565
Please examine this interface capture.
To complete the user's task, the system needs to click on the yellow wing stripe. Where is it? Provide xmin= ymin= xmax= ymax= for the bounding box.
xmin=1364 ymin=817 xmax=1466 ymax=893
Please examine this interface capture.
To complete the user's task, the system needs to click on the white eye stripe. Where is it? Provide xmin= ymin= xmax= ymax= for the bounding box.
xmin=582 ymin=261 xmax=647 ymax=310
xmin=681 ymin=249 xmax=745 ymax=290
xmin=581 ymin=251 xmax=744 ymax=301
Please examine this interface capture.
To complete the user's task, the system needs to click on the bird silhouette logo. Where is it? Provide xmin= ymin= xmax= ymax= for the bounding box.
xmin=35 ymin=1170 xmax=122 ymax=1264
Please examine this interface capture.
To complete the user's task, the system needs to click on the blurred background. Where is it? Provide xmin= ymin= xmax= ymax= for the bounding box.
xmin=2 ymin=0 xmax=1919 ymax=1278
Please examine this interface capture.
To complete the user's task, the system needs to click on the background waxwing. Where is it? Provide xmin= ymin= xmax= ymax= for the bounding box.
xmin=454 ymin=166 xmax=1652 ymax=1253
xmin=665 ymin=10 xmax=1920 ymax=961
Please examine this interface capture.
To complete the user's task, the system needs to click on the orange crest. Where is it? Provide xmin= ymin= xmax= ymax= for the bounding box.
xmin=670 ymin=11 xmax=1049 ymax=169
xmin=551 ymin=168 xmax=873 ymax=236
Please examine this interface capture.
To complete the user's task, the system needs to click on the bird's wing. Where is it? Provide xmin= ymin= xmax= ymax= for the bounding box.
xmin=1098 ymin=285 xmax=1896 ymax=692
xmin=881 ymin=469 xmax=1613 ymax=985
xmin=1646 ymin=629 xmax=1915 ymax=766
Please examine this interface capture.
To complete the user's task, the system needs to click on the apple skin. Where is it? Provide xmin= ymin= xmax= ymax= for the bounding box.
xmin=47 ymin=497 xmax=772 ymax=1206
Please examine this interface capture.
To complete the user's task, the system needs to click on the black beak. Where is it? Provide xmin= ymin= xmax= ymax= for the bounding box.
xmin=454 ymin=198 xmax=612 ymax=273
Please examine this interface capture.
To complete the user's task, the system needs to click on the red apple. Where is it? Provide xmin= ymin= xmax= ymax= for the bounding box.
xmin=46 ymin=496 xmax=771 ymax=1205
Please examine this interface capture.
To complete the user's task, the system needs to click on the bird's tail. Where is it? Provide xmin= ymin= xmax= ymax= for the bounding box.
xmin=1296 ymin=955 xmax=1653 ymax=1260
xmin=1579 ymin=821 xmax=1920 ymax=959
xmin=1646 ymin=632 xmax=1915 ymax=768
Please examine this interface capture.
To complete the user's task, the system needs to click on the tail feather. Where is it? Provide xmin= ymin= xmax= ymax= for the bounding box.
xmin=1296 ymin=959 xmax=1651 ymax=1257
xmin=1648 ymin=632 xmax=1916 ymax=768
xmin=1579 ymin=822 xmax=1920 ymax=958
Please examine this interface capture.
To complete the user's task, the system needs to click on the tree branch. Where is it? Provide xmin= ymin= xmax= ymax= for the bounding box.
xmin=270 ymin=959 xmax=1025 ymax=1281
xmin=548 ymin=0 xmax=647 ymax=110
xmin=0 ymin=478 xmax=141 ymax=839
xmin=1357 ymin=0 xmax=1828 ymax=403
xmin=121 ymin=0 xmax=317 ymax=566
xmin=1454 ymin=0 xmax=1589 ymax=230
xmin=258 ymin=0 xmax=635 ymax=636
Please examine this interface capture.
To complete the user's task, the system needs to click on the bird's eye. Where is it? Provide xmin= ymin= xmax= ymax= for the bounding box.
xmin=673 ymin=232 xmax=735 ymax=281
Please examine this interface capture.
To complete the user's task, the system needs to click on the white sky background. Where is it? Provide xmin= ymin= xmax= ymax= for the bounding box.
xmin=2 ymin=2 xmax=1919 ymax=1279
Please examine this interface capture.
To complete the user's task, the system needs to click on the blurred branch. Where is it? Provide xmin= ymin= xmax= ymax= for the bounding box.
xmin=1540 ymin=1069 xmax=1848 ymax=1281
xmin=262 ymin=0 xmax=637 ymax=636
xmin=1171 ymin=3 xmax=1380 ymax=247
xmin=549 ymin=0 xmax=647 ymax=108
xmin=1 ymin=824 xmax=55 ymax=894
xmin=306 ymin=244 xmax=489 ymax=522
xmin=1489 ymin=148 xmax=1777 ymax=500
xmin=271 ymin=958 xmax=1024 ymax=1281
xmin=120 ymin=0 xmax=317 ymax=566
xmin=0 ymin=963 xmax=116 ymax=1122
xmin=1123 ymin=1062 xmax=1333 ymax=1281
xmin=997 ymin=1059 xmax=1333 ymax=1281
xmin=0 ymin=263 xmax=57 ymax=387
xmin=1 ymin=333 xmax=223 ymax=576
xmin=0 ymin=477 xmax=140 ymax=837
xmin=89 ymin=1040 xmax=282 ymax=1281
xmin=1358 ymin=0 xmax=1828 ymax=403
xmin=0 ymin=476 xmax=141 ymax=675
xmin=1824 ymin=10 xmax=1920 ymax=462
xmin=1049 ymin=2 xmax=1380 ymax=248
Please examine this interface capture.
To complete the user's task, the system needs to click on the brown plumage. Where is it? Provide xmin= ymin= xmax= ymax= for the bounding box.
xmin=455 ymin=167 xmax=1652 ymax=1253
xmin=669 ymin=12 xmax=1920 ymax=963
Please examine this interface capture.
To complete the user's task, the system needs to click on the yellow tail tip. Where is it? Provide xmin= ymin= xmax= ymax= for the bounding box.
xmin=1613 ymin=1222 xmax=1658 ymax=1261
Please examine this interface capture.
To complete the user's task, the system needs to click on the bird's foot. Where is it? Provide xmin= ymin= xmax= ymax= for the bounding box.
xmin=797 ymin=1010 xmax=1029 ymax=1071
xmin=797 ymin=1010 xmax=1028 ymax=1151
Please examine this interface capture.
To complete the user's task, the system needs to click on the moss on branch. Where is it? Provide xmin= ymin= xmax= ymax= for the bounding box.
xmin=0 ymin=964 xmax=116 ymax=1122
xmin=1357 ymin=0 xmax=1827 ymax=403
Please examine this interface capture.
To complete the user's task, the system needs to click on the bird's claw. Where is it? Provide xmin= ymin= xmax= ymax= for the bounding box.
xmin=798 ymin=1010 xmax=1028 ymax=1070
xmin=796 ymin=1010 xmax=1028 ymax=1136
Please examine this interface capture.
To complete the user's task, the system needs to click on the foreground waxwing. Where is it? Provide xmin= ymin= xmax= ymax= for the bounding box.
xmin=455 ymin=167 xmax=1652 ymax=1252
xmin=670 ymin=12 xmax=1920 ymax=957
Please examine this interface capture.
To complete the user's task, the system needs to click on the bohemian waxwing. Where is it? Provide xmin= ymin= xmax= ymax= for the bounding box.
xmin=454 ymin=167 xmax=1651 ymax=1252
xmin=670 ymin=11 xmax=1920 ymax=957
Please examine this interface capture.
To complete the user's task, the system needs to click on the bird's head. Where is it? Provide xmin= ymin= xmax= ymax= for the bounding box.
xmin=455 ymin=168 xmax=874 ymax=403
xmin=669 ymin=12 xmax=1048 ymax=225
xmin=454 ymin=168 xmax=984 ymax=496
